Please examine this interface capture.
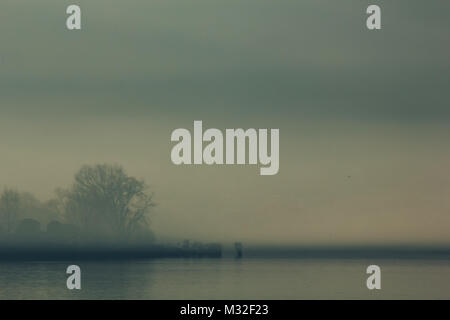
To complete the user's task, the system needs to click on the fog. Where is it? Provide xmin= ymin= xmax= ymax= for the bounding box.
xmin=0 ymin=0 xmax=449 ymax=246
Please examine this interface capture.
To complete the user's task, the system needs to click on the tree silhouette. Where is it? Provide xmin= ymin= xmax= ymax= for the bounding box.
xmin=0 ymin=188 xmax=20 ymax=234
xmin=59 ymin=164 xmax=155 ymax=238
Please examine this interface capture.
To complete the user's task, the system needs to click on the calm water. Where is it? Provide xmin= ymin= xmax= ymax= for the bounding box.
xmin=0 ymin=258 xmax=449 ymax=299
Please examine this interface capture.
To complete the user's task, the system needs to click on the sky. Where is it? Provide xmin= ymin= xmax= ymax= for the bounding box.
xmin=0 ymin=0 xmax=449 ymax=245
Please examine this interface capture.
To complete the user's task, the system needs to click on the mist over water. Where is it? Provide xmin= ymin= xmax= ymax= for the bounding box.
xmin=0 ymin=1 xmax=449 ymax=303
xmin=1 ymin=1 xmax=450 ymax=246
xmin=0 ymin=1 xmax=450 ymax=301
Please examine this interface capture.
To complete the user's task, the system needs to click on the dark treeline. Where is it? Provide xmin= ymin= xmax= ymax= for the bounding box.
xmin=0 ymin=164 xmax=156 ymax=246
xmin=0 ymin=163 xmax=222 ymax=259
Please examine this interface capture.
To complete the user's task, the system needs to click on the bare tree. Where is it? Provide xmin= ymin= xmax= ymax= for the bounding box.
xmin=60 ymin=164 xmax=155 ymax=238
xmin=0 ymin=188 xmax=21 ymax=234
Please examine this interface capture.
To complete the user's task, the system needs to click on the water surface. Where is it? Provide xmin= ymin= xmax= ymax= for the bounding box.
xmin=0 ymin=258 xmax=449 ymax=299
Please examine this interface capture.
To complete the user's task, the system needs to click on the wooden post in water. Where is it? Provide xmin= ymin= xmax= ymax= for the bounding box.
xmin=234 ymin=242 xmax=243 ymax=259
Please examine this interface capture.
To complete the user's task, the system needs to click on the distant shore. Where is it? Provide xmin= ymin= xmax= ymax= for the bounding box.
xmin=244 ymin=245 xmax=450 ymax=260
xmin=0 ymin=244 xmax=450 ymax=261
xmin=0 ymin=243 xmax=223 ymax=261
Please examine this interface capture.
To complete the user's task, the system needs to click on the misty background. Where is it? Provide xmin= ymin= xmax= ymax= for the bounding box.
xmin=0 ymin=0 xmax=449 ymax=246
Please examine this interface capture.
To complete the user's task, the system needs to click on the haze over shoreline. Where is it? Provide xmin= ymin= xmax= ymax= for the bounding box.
xmin=1 ymin=1 xmax=450 ymax=246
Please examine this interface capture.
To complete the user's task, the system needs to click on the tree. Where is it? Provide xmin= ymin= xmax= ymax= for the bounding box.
xmin=0 ymin=188 xmax=20 ymax=234
xmin=60 ymin=164 xmax=155 ymax=238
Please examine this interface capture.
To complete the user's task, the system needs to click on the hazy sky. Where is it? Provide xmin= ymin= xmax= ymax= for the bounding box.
xmin=1 ymin=0 xmax=449 ymax=245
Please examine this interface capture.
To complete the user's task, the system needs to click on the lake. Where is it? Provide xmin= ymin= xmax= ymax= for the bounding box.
xmin=0 ymin=258 xmax=449 ymax=299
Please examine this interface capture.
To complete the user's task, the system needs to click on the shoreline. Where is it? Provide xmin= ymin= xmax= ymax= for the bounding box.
xmin=1 ymin=245 xmax=450 ymax=261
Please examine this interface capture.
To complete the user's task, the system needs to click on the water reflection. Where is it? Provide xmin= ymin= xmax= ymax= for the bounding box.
xmin=0 ymin=259 xmax=449 ymax=299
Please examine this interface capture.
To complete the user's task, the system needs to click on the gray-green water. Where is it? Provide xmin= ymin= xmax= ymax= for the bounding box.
xmin=0 ymin=259 xmax=449 ymax=299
